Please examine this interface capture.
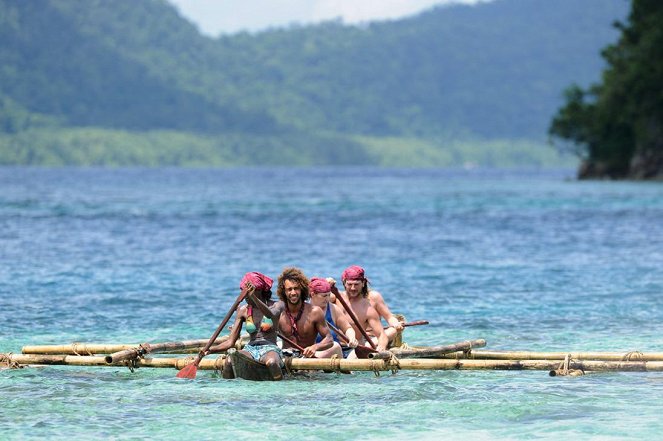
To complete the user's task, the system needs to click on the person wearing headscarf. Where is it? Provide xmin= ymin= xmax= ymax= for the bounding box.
xmin=309 ymin=277 xmax=358 ymax=358
xmin=327 ymin=265 xmax=390 ymax=351
xmin=207 ymin=271 xmax=286 ymax=380
xmin=343 ymin=265 xmax=404 ymax=345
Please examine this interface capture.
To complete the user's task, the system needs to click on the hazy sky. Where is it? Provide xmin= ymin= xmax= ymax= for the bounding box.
xmin=167 ymin=0 xmax=487 ymax=36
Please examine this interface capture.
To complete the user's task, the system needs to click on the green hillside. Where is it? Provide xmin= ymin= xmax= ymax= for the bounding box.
xmin=0 ymin=0 xmax=628 ymax=166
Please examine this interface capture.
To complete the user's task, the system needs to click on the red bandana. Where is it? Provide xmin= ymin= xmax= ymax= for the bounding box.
xmin=342 ymin=265 xmax=365 ymax=282
xmin=309 ymin=277 xmax=331 ymax=294
xmin=240 ymin=272 xmax=273 ymax=291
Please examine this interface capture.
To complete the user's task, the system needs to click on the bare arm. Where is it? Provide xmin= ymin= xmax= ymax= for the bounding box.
xmin=303 ymin=307 xmax=333 ymax=357
xmin=207 ymin=306 xmax=245 ymax=354
xmin=247 ymin=290 xmax=275 ymax=319
xmin=370 ymin=290 xmax=403 ymax=330
xmin=366 ymin=306 xmax=389 ymax=351
xmin=332 ymin=304 xmax=358 ymax=348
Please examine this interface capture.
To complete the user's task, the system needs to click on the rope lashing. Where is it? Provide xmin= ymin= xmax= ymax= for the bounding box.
xmin=137 ymin=343 xmax=150 ymax=358
xmin=123 ymin=357 xmax=139 ymax=373
xmin=329 ymin=353 xmax=342 ymax=373
xmin=72 ymin=343 xmax=93 ymax=356
xmin=550 ymin=354 xmax=584 ymax=377
xmin=388 ymin=353 xmax=401 ymax=374
xmin=623 ymin=351 xmax=644 ymax=361
xmin=0 ymin=353 xmax=22 ymax=369
xmin=284 ymin=356 xmax=294 ymax=376
xmin=372 ymin=359 xmax=381 ymax=377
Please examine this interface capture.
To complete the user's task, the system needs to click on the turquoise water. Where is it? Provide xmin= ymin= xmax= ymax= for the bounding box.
xmin=1 ymin=167 xmax=663 ymax=440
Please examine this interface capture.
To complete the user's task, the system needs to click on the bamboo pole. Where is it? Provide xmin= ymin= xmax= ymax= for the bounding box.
xmin=22 ymin=336 xmax=245 ymax=356
xmin=23 ymin=342 xmax=663 ymax=364
xmin=105 ymin=336 xmax=236 ymax=364
xmin=1 ymin=353 xmax=224 ymax=370
xmin=6 ymin=353 xmax=663 ymax=373
xmin=22 ymin=343 xmax=145 ymax=355
xmin=387 ymin=339 xmax=487 ymax=358
xmin=432 ymin=350 xmax=663 ymax=362
xmin=287 ymin=358 xmax=663 ymax=372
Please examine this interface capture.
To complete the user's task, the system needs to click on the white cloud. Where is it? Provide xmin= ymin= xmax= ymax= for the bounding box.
xmin=167 ymin=0 xmax=487 ymax=36
xmin=310 ymin=0 xmax=480 ymax=24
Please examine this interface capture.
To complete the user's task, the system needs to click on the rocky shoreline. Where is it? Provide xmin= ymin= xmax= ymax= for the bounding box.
xmin=579 ymin=150 xmax=663 ymax=180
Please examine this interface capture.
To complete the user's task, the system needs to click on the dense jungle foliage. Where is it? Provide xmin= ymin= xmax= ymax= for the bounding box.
xmin=549 ymin=0 xmax=663 ymax=179
xmin=0 ymin=0 xmax=627 ymax=166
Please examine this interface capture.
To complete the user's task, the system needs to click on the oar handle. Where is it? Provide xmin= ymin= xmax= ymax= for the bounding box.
xmin=331 ymin=285 xmax=377 ymax=349
xmin=325 ymin=320 xmax=349 ymax=343
xmin=327 ymin=320 xmax=376 ymax=354
xmin=399 ymin=320 xmax=429 ymax=328
xmin=278 ymin=332 xmax=309 ymax=354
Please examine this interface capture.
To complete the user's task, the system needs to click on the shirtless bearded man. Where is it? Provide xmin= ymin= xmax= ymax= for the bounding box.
xmin=329 ymin=265 xmax=390 ymax=351
xmin=277 ymin=267 xmax=333 ymax=357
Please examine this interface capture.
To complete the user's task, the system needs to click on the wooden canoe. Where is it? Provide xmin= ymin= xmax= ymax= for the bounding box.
xmin=229 ymin=350 xmax=280 ymax=381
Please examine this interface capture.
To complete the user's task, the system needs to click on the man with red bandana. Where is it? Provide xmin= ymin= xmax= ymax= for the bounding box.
xmin=345 ymin=266 xmax=405 ymax=345
xmin=328 ymin=265 xmax=390 ymax=351
xmin=309 ymin=276 xmax=358 ymax=358
xmin=207 ymin=271 xmax=286 ymax=380
xmin=276 ymin=267 xmax=334 ymax=358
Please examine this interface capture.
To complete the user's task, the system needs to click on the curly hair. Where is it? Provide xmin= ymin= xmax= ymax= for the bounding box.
xmin=277 ymin=267 xmax=310 ymax=303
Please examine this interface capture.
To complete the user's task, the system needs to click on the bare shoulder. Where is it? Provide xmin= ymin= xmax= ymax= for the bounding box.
xmin=270 ymin=300 xmax=286 ymax=314
xmin=308 ymin=304 xmax=325 ymax=320
xmin=368 ymin=290 xmax=385 ymax=303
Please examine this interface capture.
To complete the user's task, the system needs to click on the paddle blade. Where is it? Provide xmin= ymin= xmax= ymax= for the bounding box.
xmin=176 ymin=362 xmax=198 ymax=379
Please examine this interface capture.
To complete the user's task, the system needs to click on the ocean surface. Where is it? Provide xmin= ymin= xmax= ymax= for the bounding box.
xmin=1 ymin=166 xmax=662 ymax=440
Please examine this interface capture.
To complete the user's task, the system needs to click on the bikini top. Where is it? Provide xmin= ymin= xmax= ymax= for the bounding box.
xmin=245 ymin=305 xmax=273 ymax=334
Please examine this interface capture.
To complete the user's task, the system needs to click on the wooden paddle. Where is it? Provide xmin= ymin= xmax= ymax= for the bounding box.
xmin=330 ymin=285 xmax=377 ymax=350
xmin=277 ymin=332 xmax=317 ymax=358
xmin=400 ymin=320 xmax=429 ymax=328
xmin=176 ymin=284 xmax=253 ymax=379
xmin=325 ymin=320 xmax=377 ymax=359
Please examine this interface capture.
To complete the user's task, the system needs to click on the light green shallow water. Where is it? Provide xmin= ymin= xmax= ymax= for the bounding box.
xmin=3 ymin=365 xmax=663 ymax=440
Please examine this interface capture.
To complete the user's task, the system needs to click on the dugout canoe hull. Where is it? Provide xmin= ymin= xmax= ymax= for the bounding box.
xmin=229 ymin=350 xmax=278 ymax=381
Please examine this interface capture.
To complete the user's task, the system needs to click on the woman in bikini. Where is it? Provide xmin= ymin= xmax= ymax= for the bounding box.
xmin=207 ymin=271 xmax=286 ymax=380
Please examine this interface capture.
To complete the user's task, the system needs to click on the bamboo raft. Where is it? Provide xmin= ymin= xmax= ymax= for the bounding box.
xmin=4 ymin=352 xmax=663 ymax=374
xmin=3 ymin=338 xmax=663 ymax=377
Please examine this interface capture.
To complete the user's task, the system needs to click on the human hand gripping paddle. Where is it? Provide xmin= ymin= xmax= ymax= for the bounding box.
xmin=277 ymin=332 xmax=318 ymax=358
xmin=325 ymin=319 xmax=377 ymax=359
xmin=329 ymin=284 xmax=377 ymax=350
xmin=176 ymin=283 xmax=254 ymax=379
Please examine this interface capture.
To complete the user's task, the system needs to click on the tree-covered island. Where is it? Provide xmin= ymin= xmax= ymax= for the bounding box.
xmin=550 ymin=0 xmax=663 ymax=180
